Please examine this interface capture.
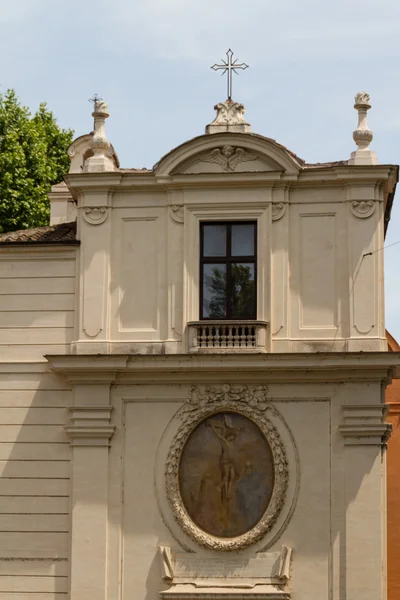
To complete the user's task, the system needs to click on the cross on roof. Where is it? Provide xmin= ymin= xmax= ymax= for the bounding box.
xmin=88 ymin=93 xmax=103 ymax=105
xmin=211 ymin=49 xmax=249 ymax=100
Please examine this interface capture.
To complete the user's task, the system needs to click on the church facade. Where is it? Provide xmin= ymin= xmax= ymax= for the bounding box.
xmin=0 ymin=88 xmax=399 ymax=600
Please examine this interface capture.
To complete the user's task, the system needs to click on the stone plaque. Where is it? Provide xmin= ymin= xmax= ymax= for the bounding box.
xmin=173 ymin=553 xmax=280 ymax=579
xmin=179 ymin=412 xmax=274 ymax=538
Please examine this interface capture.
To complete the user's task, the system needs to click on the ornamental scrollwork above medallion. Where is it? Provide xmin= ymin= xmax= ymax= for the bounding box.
xmin=165 ymin=384 xmax=288 ymax=551
xmin=350 ymin=200 xmax=376 ymax=219
xmin=83 ymin=206 xmax=109 ymax=225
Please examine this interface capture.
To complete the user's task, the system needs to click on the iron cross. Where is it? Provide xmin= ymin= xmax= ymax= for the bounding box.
xmin=211 ymin=49 xmax=249 ymax=100
xmin=88 ymin=93 xmax=103 ymax=105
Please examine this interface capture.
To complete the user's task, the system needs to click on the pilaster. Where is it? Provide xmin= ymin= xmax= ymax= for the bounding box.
xmin=346 ymin=181 xmax=385 ymax=351
xmin=340 ymin=402 xmax=389 ymax=600
xmin=65 ymin=374 xmax=116 ymax=600
xmin=74 ymin=190 xmax=113 ymax=353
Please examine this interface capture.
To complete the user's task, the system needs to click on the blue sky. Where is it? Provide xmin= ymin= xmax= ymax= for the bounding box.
xmin=1 ymin=0 xmax=400 ymax=340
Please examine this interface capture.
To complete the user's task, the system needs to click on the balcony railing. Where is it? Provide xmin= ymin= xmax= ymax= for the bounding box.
xmin=188 ymin=321 xmax=268 ymax=353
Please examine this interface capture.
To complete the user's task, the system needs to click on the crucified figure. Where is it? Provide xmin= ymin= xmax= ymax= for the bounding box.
xmin=209 ymin=414 xmax=243 ymax=506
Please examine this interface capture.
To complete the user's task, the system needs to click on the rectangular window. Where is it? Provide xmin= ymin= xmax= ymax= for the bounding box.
xmin=200 ymin=222 xmax=257 ymax=320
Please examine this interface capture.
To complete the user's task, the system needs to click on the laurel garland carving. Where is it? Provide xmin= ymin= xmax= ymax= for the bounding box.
xmin=165 ymin=384 xmax=288 ymax=551
xmin=351 ymin=200 xmax=376 ymax=219
xmin=83 ymin=206 xmax=109 ymax=225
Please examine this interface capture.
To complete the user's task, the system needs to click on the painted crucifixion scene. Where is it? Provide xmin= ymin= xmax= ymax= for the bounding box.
xmin=179 ymin=412 xmax=274 ymax=538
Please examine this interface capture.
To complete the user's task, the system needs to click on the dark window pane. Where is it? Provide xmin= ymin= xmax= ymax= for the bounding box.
xmin=203 ymin=264 xmax=226 ymax=318
xmin=203 ymin=225 xmax=227 ymax=257
xmin=231 ymin=263 xmax=255 ymax=318
xmin=231 ymin=224 xmax=255 ymax=256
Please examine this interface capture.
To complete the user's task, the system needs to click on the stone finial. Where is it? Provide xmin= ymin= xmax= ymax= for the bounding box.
xmin=348 ymin=91 xmax=378 ymax=166
xmin=205 ymin=99 xmax=251 ymax=134
xmin=83 ymin=98 xmax=116 ymax=173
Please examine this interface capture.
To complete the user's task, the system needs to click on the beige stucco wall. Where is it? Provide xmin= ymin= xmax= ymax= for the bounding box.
xmin=0 ymin=364 xmax=72 ymax=598
xmin=0 ymin=248 xmax=76 ymax=597
xmin=64 ymin=133 xmax=395 ymax=356
xmin=0 ymin=247 xmax=77 ymax=361
xmin=0 ymin=129 xmax=397 ymax=600
xmin=41 ymin=353 xmax=393 ymax=600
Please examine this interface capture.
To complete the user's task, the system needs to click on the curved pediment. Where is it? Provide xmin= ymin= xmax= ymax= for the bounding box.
xmin=154 ymin=133 xmax=303 ymax=177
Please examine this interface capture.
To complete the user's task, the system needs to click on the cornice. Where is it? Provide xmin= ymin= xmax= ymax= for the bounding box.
xmin=62 ymin=166 xmax=397 ymax=197
xmin=0 ymin=246 xmax=77 ymax=258
xmin=46 ymin=352 xmax=400 ymax=384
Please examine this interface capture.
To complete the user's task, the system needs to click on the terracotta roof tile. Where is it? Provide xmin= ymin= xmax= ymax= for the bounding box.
xmin=304 ymin=160 xmax=349 ymax=169
xmin=0 ymin=221 xmax=78 ymax=244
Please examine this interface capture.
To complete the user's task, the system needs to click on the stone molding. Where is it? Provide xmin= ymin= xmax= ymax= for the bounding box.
xmin=65 ymin=405 xmax=115 ymax=447
xmin=165 ymin=384 xmax=288 ymax=551
xmin=46 ymin=353 xmax=400 ymax=384
xmin=82 ymin=206 xmax=109 ymax=225
xmin=339 ymin=404 xmax=391 ymax=446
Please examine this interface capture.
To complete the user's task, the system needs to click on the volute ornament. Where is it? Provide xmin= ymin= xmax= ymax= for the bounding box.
xmin=272 ymin=202 xmax=286 ymax=221
xmin=170 ymin=205 xmax=184 ymax=224
xmin=165 ymin=384 xmax=288 ymax=551
xmin=350 ymin=200 xmax=376 ymax=219
xmin=83 ymin=206 xmax=109 ymax=225
xmin=206 ymin=99 xmax=252 ymax=134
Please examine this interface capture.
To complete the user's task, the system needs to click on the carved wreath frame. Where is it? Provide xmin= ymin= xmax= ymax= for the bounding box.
xmin=165 ymin=385 xmax=289 ymax=551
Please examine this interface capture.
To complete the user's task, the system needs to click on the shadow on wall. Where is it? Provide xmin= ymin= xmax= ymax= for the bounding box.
xmin=386 ymin=330 xmax=400 ymax=600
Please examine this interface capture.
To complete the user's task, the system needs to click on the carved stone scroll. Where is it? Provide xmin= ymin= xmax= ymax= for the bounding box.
xmin=350 ymin=200 xmax=376 ymax=219
xmin=170 ymin=205 xmax=184 ymax=224
xmin=83 ymin=206 xmax=109 ymax=225
xmin=271 ymin=203 xmax=286 ymax=221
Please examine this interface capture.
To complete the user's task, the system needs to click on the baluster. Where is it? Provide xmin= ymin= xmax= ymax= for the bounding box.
xmin=210 ymin=326 xmax=216 ymax=347
xmin=232 ymin=326 xmax=237 ymax=348
xmin=227 ymin=325 xmax=233 ymax=348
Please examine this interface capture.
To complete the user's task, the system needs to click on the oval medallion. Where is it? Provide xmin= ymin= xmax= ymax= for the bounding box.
xmin=179 ymin=412 xmax=274 ymax=538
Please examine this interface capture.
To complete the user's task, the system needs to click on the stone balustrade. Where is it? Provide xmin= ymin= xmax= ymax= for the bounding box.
xmin=188 ymin=320 xmax=268 ymax=352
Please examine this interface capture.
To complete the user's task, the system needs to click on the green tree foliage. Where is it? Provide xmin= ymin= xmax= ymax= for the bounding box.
xmin=0 ymin=89 xmax=73 ymax=233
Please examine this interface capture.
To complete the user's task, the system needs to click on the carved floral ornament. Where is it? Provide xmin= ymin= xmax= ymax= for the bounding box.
xmin=350 ymin=200 xmax=376 ymax=219
xmin=165 ymin=384 xmax=288 ymax=551
xmin=82 ymin=206 xmax=109 ymax=225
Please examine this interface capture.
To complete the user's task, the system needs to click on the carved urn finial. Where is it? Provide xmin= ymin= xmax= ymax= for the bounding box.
xmin=349 ymin=91 xmax=378 ymax=166
xmin=205 ymin=98 xmax=252 ymax=134
xmin=84 ymin=96 xmax=116 ymax=173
